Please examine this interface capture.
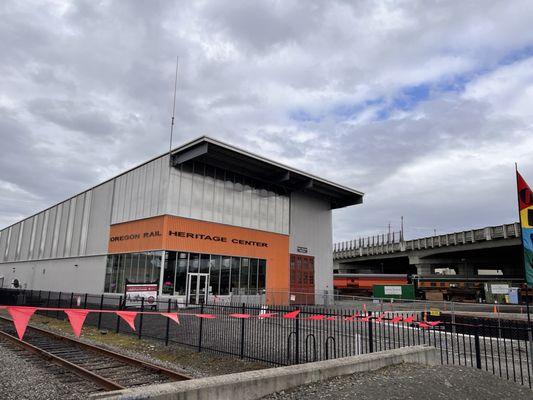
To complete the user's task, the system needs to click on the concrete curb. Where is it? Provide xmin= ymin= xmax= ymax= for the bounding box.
xmin=93 ymin=346 xmax=437 ymax=400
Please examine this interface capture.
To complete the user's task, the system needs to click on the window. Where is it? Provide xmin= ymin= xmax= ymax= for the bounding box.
xmin=200 ymin=254 xmax=210 ymax=273
xmin=220 ymin=256 xmax=231 ymax=295
xmin=104 ymin=252 xmax=163 ymax=293
xmin=240 ymin=258 xmax=249 ymax=294
xmin=209 ymin=256 xmax=221 ymax=294
xmin=175 ymin=252 xmax=188 ymax=295
xmin=162 ymin=251 xmax=176 ymax=295
xmin=189 ymin=253 xmax=199 ymax=273
xmin=231 ymin=257 xmax=240 ymax=293
xmin=249 ymin=258 xmax=258 ymax=293
xmin=258 ymin=259 xmax=266 ymax=291
xmin=105 ymin=251 xmax=267 ymax=296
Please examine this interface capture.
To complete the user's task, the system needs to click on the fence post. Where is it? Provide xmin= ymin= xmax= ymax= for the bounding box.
xmin=138 ymin=297 xmax=144 ymax=339
xmin=295 ymin=312 xmax=300 ymax=364
xmin=165 ymin=299 xmax=171 ymax=346
xmin=46 ymin=291 xmax=51 ymax=316
xmin=97 ymin=294 xmax=104 ymax=330
xmin=240 ymin=303 xmax=246 ymax=359
xmin=69 ymin=292 xmax=74 ymax=309
xmin=198 ymin=301 xmax=204 ymax=352
xmin=116 ymin=296 xmax=122 ymax=333
xmin=525 ymin=285 xmax=533 ymax=384
xmin=56 ymin=292 xmax=62 ymax=318
xmin=474 ymin=325 xmax=482 ymax=369
xmin=368 ymin=310 xmax=373 ymax=353
xmin=84 ymin=293 xmax=88 ymax=309
xmin=37 ymin=290 xmax=42 ymax=305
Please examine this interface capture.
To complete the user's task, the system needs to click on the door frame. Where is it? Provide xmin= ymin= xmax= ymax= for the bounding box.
xmin=186 ymin=272 xmax=210 ymax=304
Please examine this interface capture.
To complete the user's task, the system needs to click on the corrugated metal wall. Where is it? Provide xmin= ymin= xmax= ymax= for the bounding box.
xmin=111 ymin=155 xmax=170 ymax=224
xmin=0 ymin=180 xmax=114 ymax=263
xmin=0 ymin=152 xmax=291 ymax=265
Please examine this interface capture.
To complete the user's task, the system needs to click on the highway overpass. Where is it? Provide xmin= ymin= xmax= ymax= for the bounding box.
xmin=333 ymin=222 xmax=523 ymax=280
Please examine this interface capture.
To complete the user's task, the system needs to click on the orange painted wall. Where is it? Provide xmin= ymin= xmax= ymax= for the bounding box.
xmin=108 ymin=215 xmax=290 ymax=295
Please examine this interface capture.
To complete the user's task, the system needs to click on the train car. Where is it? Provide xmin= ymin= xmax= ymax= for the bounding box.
xmin=333 ymin=273 xmax=408 ymax=297
xmin=334 ymin=273 xmax=526 ymax=303
xmin=412 ymin=276 xmax=525 ymax=302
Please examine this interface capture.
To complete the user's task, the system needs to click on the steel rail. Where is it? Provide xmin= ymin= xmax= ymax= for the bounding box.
xmin=0 ymin=315 xmax=190 ymax=386
xmin=0 ymin=329 xmax=124 ymax=391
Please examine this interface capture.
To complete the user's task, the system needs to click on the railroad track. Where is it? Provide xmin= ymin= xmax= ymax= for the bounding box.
xmin=0 ymin=315 xmax=190 ymax=394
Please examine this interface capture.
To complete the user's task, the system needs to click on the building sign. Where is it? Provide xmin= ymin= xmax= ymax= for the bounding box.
xmin=168 ymin=231 xmax=268 ymax=247
xmin=384 ymin=286 xmax=402 ymax=295
xmin=125 ymin=283 xmax=158 ymax=308
xmin=296 ymin=246 xmax=308 ymax=254
xmin=109 ymin=229 xmax=269 ymax=248
xmin=110 ymin=231 xmax=162 ymax=242
xmin=490 ymin=284 xmax=509 ymax=294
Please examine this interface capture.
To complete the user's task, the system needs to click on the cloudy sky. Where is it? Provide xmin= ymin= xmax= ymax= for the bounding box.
xmin=2 ymin=0 xmax=533 ymax=242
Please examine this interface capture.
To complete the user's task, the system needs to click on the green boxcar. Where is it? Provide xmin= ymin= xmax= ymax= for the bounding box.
xmin=373 ymin=284 xmax=415 ymax=300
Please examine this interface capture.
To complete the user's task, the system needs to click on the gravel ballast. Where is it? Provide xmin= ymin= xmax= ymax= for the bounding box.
xmin=262 ymin=363 xmax=533 ymax=400
xmin=0 ymin=341 xmax=89 ymax=400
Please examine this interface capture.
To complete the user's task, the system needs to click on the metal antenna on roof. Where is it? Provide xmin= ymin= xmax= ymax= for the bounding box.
xmin=168 ymin=56 xmax=179 ymax=163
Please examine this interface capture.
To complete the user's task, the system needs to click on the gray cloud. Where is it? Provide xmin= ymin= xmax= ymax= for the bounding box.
xmin=1 ymin=0 xmax=533 ymax=245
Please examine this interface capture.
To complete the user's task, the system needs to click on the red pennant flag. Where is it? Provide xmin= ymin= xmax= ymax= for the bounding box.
xmin=391 ymin=316 xmax=403 ymax=323
xmin=196 ymin=314 xmax=216 ymax=319
xmin=283 ymin=310 xmax=300 ymax=319
xmin=307 ymin=315 xmax=325 ymax=320
xmin=64 ymin=309 xmax=90 ymax=338
xmin=326 ymin=316 xmax=336 ymax=321
xmin=417 ymin=322 xmax=430 ymax=329
xmin=229 ymin=313 xmax=251 ymax=319
xmin=257 ymin=312 xmax=277 ymax=319
xmin=361 ymin=316 xmax=371 ymax=322
xmin=426 ymin=321 xmax=441 ymax=327
xmin=116 ymin=311 xmax=137 ymax=331
xmin=375 ymin=314 xmax=383 ymax=323
xmin=7 ymin=307 xmax=37 ymax=340
xmin=344 ymin=312 xmax=360 ymax=321
xmin=403 ymin=315 xmax=415 ymax=323
xmin=161 ymin=313 xmax=180 ymax=324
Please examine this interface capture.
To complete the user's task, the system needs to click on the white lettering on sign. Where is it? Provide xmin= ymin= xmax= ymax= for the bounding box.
xmin=384 ymin=286 xmax=402 ymax=295
xmin=491 ymin=284 xmax=509 ymax=294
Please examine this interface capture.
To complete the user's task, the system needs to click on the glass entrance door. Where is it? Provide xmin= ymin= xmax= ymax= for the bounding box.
xmin=187 ymin=273 xmax=209 ymax=304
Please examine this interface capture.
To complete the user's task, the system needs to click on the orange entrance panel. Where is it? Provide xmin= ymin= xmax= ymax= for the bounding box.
xmin=108 ymin=215 xmax=290 ymax=303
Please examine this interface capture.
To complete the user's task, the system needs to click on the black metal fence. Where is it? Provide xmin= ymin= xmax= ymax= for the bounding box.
xmin=1 ymin=288 xmax=532 ymax=388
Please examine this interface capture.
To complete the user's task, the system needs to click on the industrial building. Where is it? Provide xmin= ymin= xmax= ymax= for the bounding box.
xmin=0 ymin=137 xmax=363 ymax=304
